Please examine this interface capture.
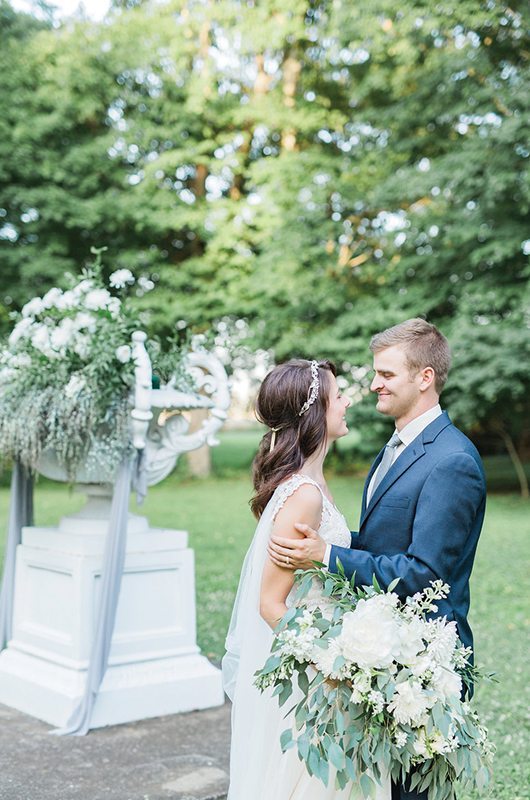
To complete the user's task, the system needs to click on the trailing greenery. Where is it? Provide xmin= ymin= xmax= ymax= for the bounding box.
xmin=0 ymin=249 xmax=192 ymax=480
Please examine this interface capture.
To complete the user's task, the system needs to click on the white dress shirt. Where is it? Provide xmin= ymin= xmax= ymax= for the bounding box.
xmin=323 ymin=404 xmax=442 ymax=568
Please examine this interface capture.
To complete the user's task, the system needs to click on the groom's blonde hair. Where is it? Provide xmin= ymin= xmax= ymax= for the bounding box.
xmin=370 ymin=318 xmax=451 ymax=395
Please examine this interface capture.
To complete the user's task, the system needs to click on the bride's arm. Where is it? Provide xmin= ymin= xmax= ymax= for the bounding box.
xmin=260 ymin=484 xmax=322 ymax=630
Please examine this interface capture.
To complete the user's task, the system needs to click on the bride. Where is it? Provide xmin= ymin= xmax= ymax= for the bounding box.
xmin=222 ymin=359 xmax=390 ymax=800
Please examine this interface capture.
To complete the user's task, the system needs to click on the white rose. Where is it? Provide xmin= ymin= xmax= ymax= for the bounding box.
xmin=109 ymin=269 xmax=134 ymax=289
xmin=115 ymin=345 xmax=131 ymax=363
xmin=84 ymin=288 xmax=111 ymax=310
xmin=388 ymin=680 xmax=430 ymax=726
xmin=395 ymin=616 xmax=427 ymax=665
xmin=22 ymin=297 xmax=45 ymax=318
xmin=431 ymin=666 xmax=462 ymax=702
xmin=336 ymin=595 xmax=402 ymax=669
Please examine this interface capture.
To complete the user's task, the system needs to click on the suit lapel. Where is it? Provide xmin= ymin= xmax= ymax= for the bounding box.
xmin=360 ymin=411 xmax=453 ymax=529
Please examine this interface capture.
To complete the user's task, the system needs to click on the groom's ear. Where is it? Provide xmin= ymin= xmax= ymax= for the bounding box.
xmin=418 ymin=366 xmax=436 ymax=392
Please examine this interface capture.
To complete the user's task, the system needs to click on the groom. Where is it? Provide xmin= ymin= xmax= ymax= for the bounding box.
xmin=268 ymin=318 xmax=487 ymax=800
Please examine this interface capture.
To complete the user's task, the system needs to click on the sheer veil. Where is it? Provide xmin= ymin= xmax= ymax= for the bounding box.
xmin=221 ymin=485 xmax=292 ymax=799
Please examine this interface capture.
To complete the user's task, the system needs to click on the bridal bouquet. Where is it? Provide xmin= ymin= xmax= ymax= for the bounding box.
xmin=255 ymin=569 xmax=494 ymax=800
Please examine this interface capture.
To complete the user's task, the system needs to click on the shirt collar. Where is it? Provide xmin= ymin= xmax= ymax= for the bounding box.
xmin=396 ymin=404 xmax=442 ymax=447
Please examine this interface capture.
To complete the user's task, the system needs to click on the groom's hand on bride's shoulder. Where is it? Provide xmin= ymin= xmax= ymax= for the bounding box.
xmin=268 ymin=524 xmax=325 ymax=570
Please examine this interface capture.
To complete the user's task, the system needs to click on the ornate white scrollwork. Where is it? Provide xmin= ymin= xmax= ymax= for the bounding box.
xmin=143 ymin=344 xmax=231 ymax=486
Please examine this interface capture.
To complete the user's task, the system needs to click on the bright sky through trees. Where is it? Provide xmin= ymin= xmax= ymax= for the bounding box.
xmin=12 ymin=0 xmax=109 ymax=20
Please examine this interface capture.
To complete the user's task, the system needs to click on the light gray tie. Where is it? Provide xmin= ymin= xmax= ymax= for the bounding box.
xmin=371 ymin=431 xmax=402 ymax=496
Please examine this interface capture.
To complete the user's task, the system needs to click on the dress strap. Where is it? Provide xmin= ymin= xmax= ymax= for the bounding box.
xmin=270 ymin=473 xmax=324 ymax=523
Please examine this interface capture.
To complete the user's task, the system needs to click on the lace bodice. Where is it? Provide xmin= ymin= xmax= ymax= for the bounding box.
xmin=270 ymin=473 xmax=351 ymax=548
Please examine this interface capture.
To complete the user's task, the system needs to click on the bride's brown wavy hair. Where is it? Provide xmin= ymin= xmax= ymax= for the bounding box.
xmin=250 ymin=359 xmax=336 ymax=518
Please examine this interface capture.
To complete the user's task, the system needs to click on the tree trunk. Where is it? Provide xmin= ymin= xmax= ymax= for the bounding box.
xmin=495 ymin=423 xmax=529 ymax=499
xmin=281 ymin=55 xmax=301 ymax=152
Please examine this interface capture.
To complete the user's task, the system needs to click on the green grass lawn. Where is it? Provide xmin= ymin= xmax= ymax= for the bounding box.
xmin=0 ymin=434 xmax=528 ymax=798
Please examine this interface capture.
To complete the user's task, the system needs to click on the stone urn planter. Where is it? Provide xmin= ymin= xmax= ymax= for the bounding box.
xmin=0 ymin=333 xmax=231 ymax=730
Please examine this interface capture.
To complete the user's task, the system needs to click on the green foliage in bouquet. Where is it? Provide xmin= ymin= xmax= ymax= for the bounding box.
xmin=0 ymin=248 xmax=190 ymax=480
xmin=255 ymin=569 xmax=494 ymax=800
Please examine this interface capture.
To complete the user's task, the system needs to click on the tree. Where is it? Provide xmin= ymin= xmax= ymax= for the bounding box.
xmin=1 ymin=0 xmax=528 ymax=489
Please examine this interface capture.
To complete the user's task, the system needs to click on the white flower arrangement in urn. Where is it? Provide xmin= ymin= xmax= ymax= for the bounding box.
xmin=0 ymin=248 xmax=193 ymax=482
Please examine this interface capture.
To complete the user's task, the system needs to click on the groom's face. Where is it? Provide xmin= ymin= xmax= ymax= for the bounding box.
xmin=370 ymin=345 xmax=421 ymax=422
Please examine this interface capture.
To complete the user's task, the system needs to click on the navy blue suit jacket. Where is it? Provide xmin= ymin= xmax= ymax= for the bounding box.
xmin=329 ymin=412 xmax=486 ymax=655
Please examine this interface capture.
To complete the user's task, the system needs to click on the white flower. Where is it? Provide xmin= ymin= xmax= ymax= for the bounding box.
xmin=368 ymin=689 xmax=385 ymax=714
xmin=107 ymin=297 xmax=121 ymax=318
xmin=395 ymin=616 xmax=427 ymax=665
xmin=430 ymin=730 xmax=455 ymax=754
xmin=115 ymin=345 xmax=131 ymax=364
xmin=278 ymin=626 xmax=319 ymax=662
xmin=42 ymin=287 xmax=63 ymax=309
xmin=10 ymin=353 xmax=32 ymax=368
xmin=9 ymin=317 xmax=34 ymax=346
xmin=336 ymin=594 xmax=402 ymax=669
xmin=84 ymin=288 xmax=111 ymax=310
xmin=50 ymin=328 xmax=71 ymax=352
xmin=55 ymin=289 xmax=78 ymax=310
xmin=299 ymin=609 xmax=315 ymax=629
xmin=311 ymin=638 xmax=343 ymax=679
xmin=413 ymin=729 xmax=428 ymax=756
xmin=431 ymin=666 xmax=462 ymax=702
xmin=73 ymin=279 xmax=94 ymax=296
xmin=426 ymin=620 xmax=458 ymax=665
xmin=138 ymin=276 xmax=155 ymax=292
xmin=409 ymin=654 xmax=434 ymax=679
xmin=109 ymin=269 xmax=134 ymax=289
xmin=31 ymin=324 xmax=54 ymax=357
xmin=352 ymin=670 xmax=372 ymax=694
xmin=73 ymin=334 xmax=90 ymax=359
xmin=73 ymin=312 xmax=97 ymax=333
xmin=394 ymin=729 xmax=408 ymax=749
xmin=388 ymin=680 xmax=430 ymax=726
xmin=22 ymin=297 xmax=45 ymax=318
xmin=65 ymin=375 xmax=86 ymax=398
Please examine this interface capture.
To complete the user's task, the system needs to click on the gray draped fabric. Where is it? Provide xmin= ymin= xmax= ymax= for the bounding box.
xmin=131 ymin=447 xmax=148 ymax=506
xmin=52 ymin=456 xmax=134 ymax=736
xmin=0 ymin=461 xmax=34 ymax=651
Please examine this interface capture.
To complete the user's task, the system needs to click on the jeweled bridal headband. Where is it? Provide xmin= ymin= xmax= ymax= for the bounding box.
xmin=298 ymin=360 xmax=320 ymax=416
xmin=269 ymin=360 xmax=320 ymax=452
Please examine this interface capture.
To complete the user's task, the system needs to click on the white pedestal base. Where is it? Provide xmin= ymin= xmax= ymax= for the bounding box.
xmin=0 ymin=498 xmax=224 ymax=729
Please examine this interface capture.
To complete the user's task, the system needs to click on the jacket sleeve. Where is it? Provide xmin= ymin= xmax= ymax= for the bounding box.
xmin=329 ymin=452 xmax=485 ymax=597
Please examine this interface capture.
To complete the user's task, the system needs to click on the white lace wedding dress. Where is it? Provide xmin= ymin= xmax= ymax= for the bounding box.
xmin=222 ymin=474 xmax=390 ymax=800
